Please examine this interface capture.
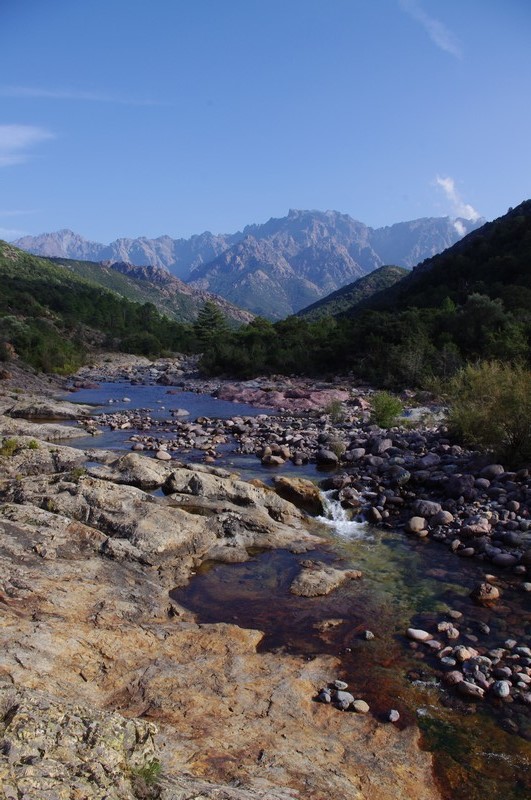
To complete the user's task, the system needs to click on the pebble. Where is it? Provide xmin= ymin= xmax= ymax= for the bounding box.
xmin=352 ymin=699 xmax=370 ymax=713
xmin=388 ymin=709 xmax=400 ymax=722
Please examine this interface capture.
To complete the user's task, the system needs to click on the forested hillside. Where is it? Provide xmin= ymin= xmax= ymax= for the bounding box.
xmin=198 ymin=202 xmax=531 ymax=386
xmin=0 ymin=242 xmax=196 ymax=373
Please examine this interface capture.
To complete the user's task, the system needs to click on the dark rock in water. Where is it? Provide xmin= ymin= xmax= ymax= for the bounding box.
xmin=470 ymin=582 xmax=501 ymax=605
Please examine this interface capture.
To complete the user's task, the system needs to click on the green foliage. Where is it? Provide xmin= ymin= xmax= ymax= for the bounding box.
xmin=370 ymin=392 xmax=404 ymax=428
xmin=70 ymin=466 xmax=87 ymax=481
xmin=324 ymin=398 xmax=345 ymax=423
xmin=0 ymin=241 xmax=196 ymax=372
xmin=131 ymin=758 xmax=163 ymax=798
xmin=444 ymin=361 xmax=531 ymax=466
xmin=193 ymin=301 xmax=229 ymax=349
xmin=27 ymin=439 xmax=40 ymax=450
xmin=0 ymin=437 xmax=19 ymax=457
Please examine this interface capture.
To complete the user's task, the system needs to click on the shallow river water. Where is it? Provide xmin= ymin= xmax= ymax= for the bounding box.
xmin=63 ymin=382 xmax=531 ymax=799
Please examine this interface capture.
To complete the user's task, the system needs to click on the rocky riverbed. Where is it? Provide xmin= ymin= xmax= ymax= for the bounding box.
xmin=0 ymin=354 xmax=530 ymax=798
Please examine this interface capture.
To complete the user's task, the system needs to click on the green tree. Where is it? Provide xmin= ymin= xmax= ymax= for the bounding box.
xmin=193 ymin=301 xmax=229 ymax=350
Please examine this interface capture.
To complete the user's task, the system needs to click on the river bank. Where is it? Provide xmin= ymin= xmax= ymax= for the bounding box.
xmin=0 ymin=354 xmax=529 ymax=798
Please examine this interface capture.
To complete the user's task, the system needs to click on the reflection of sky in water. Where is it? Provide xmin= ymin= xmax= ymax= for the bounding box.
xmin=61 ymin=381 xmax=275 ymax=420
xmin=59 ymin=381 xmax=278 ymax=459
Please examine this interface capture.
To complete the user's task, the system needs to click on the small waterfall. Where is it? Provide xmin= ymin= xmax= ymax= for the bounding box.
xmin=316 ymin=490 xmax=370 ymax=539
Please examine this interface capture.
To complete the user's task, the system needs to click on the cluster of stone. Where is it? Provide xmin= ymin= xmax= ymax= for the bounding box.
xmin=406 ymin=617 xmax=531 ymax=734
xmin=315 ymin=679 xmax=400 ymax=722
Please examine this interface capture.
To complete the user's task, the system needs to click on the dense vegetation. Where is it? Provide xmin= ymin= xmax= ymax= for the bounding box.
xmin=199 ymin=202 xmax=531 ymax=387
xmin=297 ymin=265 xmax=408 ymax=321
xmin=0 ymin=242 xmax=197 ymax=372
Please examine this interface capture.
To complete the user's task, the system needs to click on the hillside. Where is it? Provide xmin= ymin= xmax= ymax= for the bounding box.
xmin=14 ymin=210 xmax=481 ymax=318
xmin=51 ymin=257 xmax=253 ymax=325
xmin=0 ymin=242 xmax=197 ymax=373
xmin=196 ymin=201 xmax=531 ymax=385
xmin=297 ymin=265 xmax=408 ymax=321
xmin=348 ymin=200 xmax=531 ymax=316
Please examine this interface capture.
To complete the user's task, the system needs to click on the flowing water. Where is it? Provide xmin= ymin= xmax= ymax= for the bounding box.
xmin=62 ymin=382 xmax=531 ymax=798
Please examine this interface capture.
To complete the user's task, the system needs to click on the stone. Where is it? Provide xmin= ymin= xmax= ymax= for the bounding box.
xmin=333 ymin=680 xmax=349 ymax=690
xmin=413 ymin=499 xmax=442 ymax=518
xmin=388 ymin=709 xmax=400 ymax=723
xmin=480 ymin=464 xmax=505 ymax=480
xmin=407 ymin=628 xmax=432 ymax=642
xmin=334 ymin=690 xmax=355 ymax=709
xmin=457 ymin=681 xmax=485 ymax=700
xmin=273 ymin=476 xmax=323 ymax=514
xmin=491 ymin=680 xmax=511 ymax=698
xmin=406 ymin=516 xmax=427 ymax=534
xmin=470 ymin=582 xmax=501 ymax=605
xmin=155 ymin=449 xmax=172 ymax=461
xmin=443 ymin=671 xmax=464 ymax=686
xmin=432 ymin=509 xmax=455 ymax=525
xmin=492 ymin=553 xmax=519 ymax=568
xmin=290 ymin=563 xmax=362 ymax=597
xmin=352 ymin=699 xmax=370 ymax=713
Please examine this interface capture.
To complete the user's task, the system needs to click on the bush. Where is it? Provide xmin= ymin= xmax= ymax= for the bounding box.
xmin=370 ymin=392 xmax=403 ymax=428
xmin=444 ymin=361 xmax=531 ymax=466
xmin=0 ymin=437 xmax=19 ymax=457
xmin=324 ymin=398 xmax=345 ymax=423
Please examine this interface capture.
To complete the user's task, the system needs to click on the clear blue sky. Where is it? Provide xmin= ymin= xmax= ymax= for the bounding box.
xmin=1 ymin=0 xmax=530 ymax=242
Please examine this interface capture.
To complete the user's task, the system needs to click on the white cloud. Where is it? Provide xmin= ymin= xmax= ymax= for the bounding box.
xmin=0 ymin=85 xmax=166 ymax=107
xmin=0 ymin=124 xmax=54 ymax=167
xmin=399 ymin=0 xmax=462 ymax=59
xmin=435 ymin=175 xmax=480 ymax=221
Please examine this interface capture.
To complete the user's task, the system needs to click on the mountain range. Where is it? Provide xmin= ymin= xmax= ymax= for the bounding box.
xmin=14 ymin=210 xmax=482 ymax=318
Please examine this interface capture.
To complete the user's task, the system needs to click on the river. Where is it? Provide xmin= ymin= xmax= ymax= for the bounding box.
xmin=62 ymin=380 xmax=531 ymax=799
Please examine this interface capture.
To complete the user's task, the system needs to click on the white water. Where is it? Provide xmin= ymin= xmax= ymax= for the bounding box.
xmin=315 ymin=490 xmax=371 ymax=539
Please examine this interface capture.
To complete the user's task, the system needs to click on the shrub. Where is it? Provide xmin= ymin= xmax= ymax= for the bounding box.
xmin=324 ymin=398 xmax=345 ymax=423
xmin=131 ymin=759 xmax=163 ymax=798
xmin=370 ymin=392 xmax=403 ymax=428
xmin=0 ymin=437 xmax=19 ymax=457
xmin=444 ymin=361 xmax=531 ymax=467
xmin=27 ymin=439 xmax=40 ymax=450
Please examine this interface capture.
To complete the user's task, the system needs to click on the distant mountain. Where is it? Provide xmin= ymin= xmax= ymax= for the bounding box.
xmin=51 ymin=258 xmax=253 ymax=325
xmin=297 ymin=265 xmax=409 ymax=321
xmin=14 ymin=229 xmax=241 ymax=279
xmin=13 ymin=210 xmax=482 ymax=319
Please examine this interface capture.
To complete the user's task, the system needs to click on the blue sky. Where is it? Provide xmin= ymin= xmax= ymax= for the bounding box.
xmin=1 ymin=0 xmax=530 ymax=242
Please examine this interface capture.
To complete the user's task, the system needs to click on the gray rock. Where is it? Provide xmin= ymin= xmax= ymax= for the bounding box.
xmin=491 ymin=680 xmax=511 ymax=698
xmin=413 ymin=499 xmax=442 ymax=518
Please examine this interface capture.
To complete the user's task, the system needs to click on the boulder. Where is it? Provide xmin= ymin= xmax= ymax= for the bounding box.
xmin=290 ymin=562 xmax=362 ymax=597
xmin=273 ymin=476 xmax=323 ymax=514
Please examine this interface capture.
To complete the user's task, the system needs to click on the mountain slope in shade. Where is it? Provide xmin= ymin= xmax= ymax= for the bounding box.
xmin=14 ymin=210 xmax=482 ymax=318
xmin=297 ymin=265 xmax=409 ymax=321
xmin=51 ymin=258 xmax=253 ymax=325
xmin=350 ymin=200 xmax=531 ymax=316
